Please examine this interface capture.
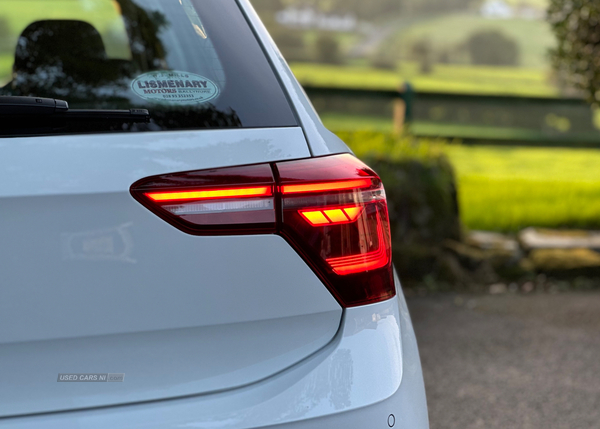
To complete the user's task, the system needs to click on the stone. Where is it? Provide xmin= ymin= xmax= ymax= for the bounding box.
xmin=489 ymin=283 xmax=508 ymax=294
xmin=522 ymin=282 xmax=535 ymax=293
xmin=467 ymin=231 xmax=520 ymax=253
xmin=519 ymin=227 xmax=600 ymax=251
xmin=529 ymin=248 xmax=600 ymax=271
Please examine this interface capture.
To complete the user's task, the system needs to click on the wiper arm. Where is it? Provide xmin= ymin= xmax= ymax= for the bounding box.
xmin=0 ymin=96 xmax=150 ymax=122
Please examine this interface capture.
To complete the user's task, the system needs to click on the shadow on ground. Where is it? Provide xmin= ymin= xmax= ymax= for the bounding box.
xmin=407 ymin=292 xmax=600 ymax=429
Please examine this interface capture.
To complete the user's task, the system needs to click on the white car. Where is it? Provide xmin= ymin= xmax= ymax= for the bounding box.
xmin=0 ymin=1 xmax=428 ymax=428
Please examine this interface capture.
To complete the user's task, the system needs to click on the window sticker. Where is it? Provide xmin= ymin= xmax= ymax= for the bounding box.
xmin=131 ymin=71 xmax=220 ymax=104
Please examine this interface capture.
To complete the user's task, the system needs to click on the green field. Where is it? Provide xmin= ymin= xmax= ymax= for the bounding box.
xmin=321 ymin=113 xmax=395 ymax=133
xmin=439 ymin=145 xmax=600 ymax=232
xmin=321 ymin=113 xmax=561 ymax=141
xmin=291 ymin=62 xmax=559 ymax=97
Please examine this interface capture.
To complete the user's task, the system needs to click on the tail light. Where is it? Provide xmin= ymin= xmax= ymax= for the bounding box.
xmin=131 ymin=154 xmax=394 ymax=307
xmin=130 ymin=164 xmax=276 ymax=235
xmin=276 ymin=155 xmax=393 ymax=306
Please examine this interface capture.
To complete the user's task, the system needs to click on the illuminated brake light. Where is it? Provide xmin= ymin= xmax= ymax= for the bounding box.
xmin=146 ymin=186 xmax=272 ymax=202
xmin=130 ymin=164 xmax=276 ymax=235
xmin=300 ymin=206 xmax=365 ymax=226
xmin=281 ymin=178 xmax=372 ymax=194
xmin=326 ymin=223 xmax=388 ymax=275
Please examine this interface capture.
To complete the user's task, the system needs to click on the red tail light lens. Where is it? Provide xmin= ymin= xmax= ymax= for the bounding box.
xmin=282 ymin=178 xmax=372 ymax=194
xmin=276 ymin=155 xmax=394 ymax=307
xmin=130 ymin=164 xmax=276 ymax=235
xmin=130 ymin=154 xmax=394 ymax=307
xmin=146 ymin=186 xmax=272 ymax=202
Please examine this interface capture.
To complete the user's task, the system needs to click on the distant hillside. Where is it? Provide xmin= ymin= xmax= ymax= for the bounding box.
xmin=385 ymin=12 xmax=555 ymax=68
xmin=252 ymin=0 xmax=555 ymax=70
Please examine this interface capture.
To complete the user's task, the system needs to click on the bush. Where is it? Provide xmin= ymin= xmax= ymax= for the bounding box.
xmin=410 ymin=38 xmax=434 ymax=74
xmin=548 ymin=0 xmax=600 ymax=104
xmin=314 ymin=32 xmax=342 ymax=64
xmin=467 ymin=30 xmax=520 ymax=66
xmin=336 ymin=131 xmax=462 ymax=283
xmin=369 ymin=54 xmax=397 ymax=71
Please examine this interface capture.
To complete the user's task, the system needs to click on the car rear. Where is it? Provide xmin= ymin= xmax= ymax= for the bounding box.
xmin=0 ymin=0 xmax=428 ymax=428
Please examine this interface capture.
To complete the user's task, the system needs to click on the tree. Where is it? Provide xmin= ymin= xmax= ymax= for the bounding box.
xmin=370 ymin=53 xmax=397 ymax=70
xmin=548 ymin=0 xmax=600 ymax=104
xmin=467 ymin=30 xmax=520 ymax=66
xmin=271 ymin=28 xmax=307 ymax=61
xmin=315 ymin=32 xmax=342 ymax=64
xmin=410 ymin=38 xmax=434 ymax=74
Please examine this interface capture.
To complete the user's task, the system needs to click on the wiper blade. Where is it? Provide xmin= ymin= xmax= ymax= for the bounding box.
xmin=0 ymin=96 xmax=150 ymax=122
xmin=0 ymin=96 xmax=69 ymax=115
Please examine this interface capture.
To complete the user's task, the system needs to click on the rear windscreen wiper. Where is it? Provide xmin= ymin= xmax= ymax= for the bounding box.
xmin=0 ymin=96 xmax=150 ymax=122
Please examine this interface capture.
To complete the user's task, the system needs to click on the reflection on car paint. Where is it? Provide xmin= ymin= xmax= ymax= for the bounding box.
xmin=61 ymin=222 xmax=136 ymax=263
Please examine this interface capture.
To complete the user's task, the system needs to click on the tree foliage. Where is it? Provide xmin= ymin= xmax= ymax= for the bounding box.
xmin=315 ymin=32 xmax=341 ymax=64
xmin=549 ymin=0 xmax=600 ymax=104
xmin=271 ymin=27 xmax=307 ymax=61
xmin=411 ymin=38 xmax=434 ymax=73
xmin=467 ymin=30 xmax=520 ymax=66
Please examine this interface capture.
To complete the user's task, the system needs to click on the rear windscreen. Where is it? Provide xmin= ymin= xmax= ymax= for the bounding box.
xmin=0 ymin=0 xmax=297 ymax=135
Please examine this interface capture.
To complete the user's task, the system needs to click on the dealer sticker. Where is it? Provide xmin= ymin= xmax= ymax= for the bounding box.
xmin=131 ymin=71 xmax=220 ymax=104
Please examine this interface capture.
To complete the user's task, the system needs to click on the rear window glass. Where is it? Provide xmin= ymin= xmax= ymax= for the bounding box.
xmin=0 ymin=0 xmax=297 ymax=136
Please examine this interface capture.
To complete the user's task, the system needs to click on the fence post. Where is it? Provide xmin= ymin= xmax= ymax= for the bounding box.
xmin=393 ymin=97 xmax=406 ymax=135
xmin=394 ymin=82 xmax=414 ymax=135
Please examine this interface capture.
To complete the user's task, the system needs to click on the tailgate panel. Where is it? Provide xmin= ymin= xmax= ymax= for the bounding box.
xmin=0 ymin=128 xmax=342 ymax=417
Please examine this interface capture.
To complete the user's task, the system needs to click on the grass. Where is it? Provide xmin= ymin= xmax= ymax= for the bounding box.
xmin=455 ymin=175 xmax=600 ymax=232
xmin=336 ymin=129 xmax=447 ymax=164
xmin=442 ymin=145 xmax=600 ymax=232
xmin=291 ymin=62 xmax=559 ymax=97
xmin=412 ymin=122 xmax=545 ymax=141
xmin=321 ymin=113 xmax=395 ymax=133
xmin=292 ymin=63 xmax=405 ymax=90
xmin=321 ymin=113 xmax=600 ymax=144
xmin=321 ymin=113 xmax=552 ymax=141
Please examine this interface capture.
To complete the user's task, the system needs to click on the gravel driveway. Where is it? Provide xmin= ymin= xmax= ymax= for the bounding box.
xmin=407 ymin=292 xmax=600 ymax=429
